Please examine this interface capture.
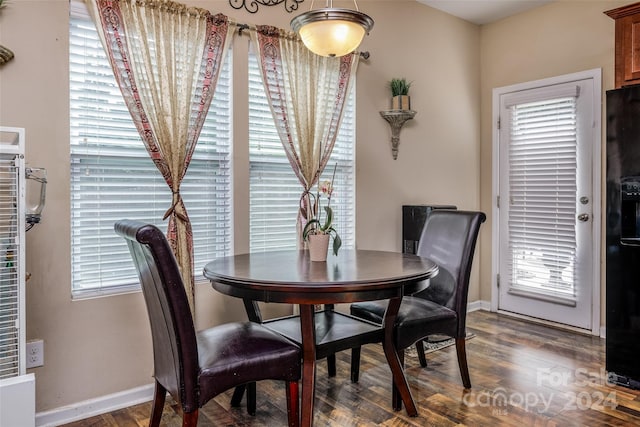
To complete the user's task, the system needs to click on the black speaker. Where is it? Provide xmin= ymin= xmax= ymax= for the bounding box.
xmin=402 ymin=205 xmax=457 ymax=254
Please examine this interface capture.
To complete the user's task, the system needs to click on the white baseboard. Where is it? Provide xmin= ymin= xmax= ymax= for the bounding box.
xmin=36 ymin=383 xmax=154 ymax=427
xmin=467 ymin=300 xmax=491 ymax=312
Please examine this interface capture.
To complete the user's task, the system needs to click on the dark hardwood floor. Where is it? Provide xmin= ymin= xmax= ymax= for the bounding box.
xmin=62 ymin=310 xmax=640 ymax=426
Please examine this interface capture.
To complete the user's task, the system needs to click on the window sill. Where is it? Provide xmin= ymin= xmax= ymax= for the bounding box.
xmin=71 ymin=284 xmax=141 ymax=301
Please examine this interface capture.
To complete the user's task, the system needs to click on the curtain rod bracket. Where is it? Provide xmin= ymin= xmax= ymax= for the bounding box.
xmin=238 ymin=23 xmax=250 ymax=35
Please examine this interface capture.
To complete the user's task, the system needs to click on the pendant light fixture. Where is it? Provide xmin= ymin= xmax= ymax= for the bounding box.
xmin=291 ymin=0 xmax=374 ymax=57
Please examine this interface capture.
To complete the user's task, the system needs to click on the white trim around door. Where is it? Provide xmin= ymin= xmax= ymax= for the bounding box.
xmin=491 ymin=68 xmax=601 ymax=336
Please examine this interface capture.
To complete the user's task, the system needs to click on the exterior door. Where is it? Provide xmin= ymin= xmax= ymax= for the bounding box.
xmin=493 ymin=70 xmax=601 ymax=332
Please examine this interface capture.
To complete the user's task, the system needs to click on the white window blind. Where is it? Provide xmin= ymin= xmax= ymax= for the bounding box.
xmin=69 ymin=3 xmax=232 ymax=297
xmin=248 ymin=53 xmax=355 ymax=252
xmin=506 ymin=95 xmax=578 ymax=299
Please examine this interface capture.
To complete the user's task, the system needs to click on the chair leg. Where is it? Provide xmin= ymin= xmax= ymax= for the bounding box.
xmin=247 ymin=382 xmax=257 ymax=415
xmin=230 ymin=384 xmax=246 ymax=408
xmin=415 ymin=340 xmax=427 ymax=368
xmin=350 ymin=346 xmax=362 ymax=383
xmin=455 ymin=337 xmax=471 ymax=389
xmin=231 ymin=383 xmax=257 ymax=415
xmin=182 ymin=409 xmax=198 ymax=427
xmin=285 ymin=380 xmax=300 ymax=427
xmin=327 ymin=354 xmax=337 ymax=377
xmin=391 ymin=349 xmax=405 ymax=411
xmin=149 ymin=380 xmax=166 ymax=427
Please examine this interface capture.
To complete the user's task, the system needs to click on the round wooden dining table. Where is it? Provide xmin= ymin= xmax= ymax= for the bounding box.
xmin=203 ymin=249 xmax=439 ymax=427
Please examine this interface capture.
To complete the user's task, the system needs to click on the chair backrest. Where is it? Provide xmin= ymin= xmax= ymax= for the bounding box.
xmin=114 ymin=220 xmax=199 ymax=411
xmin=414 ymin=210 xmax=486 ymax=323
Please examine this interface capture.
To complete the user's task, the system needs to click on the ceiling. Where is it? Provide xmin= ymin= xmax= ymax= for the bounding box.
xmin=416 ymin=0 xmax=556 ymax=25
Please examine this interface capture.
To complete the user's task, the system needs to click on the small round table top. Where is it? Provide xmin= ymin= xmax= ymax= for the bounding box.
xmin=203 ymin=249 xmax=438 ymax=304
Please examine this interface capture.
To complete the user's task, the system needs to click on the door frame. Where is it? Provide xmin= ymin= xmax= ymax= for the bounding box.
xmin=490 ymin=69 xmax=602 ymax=336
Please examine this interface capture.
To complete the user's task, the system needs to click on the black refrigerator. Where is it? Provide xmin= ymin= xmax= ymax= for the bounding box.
xmin=606 ymin=85 xmax=640 ymax=390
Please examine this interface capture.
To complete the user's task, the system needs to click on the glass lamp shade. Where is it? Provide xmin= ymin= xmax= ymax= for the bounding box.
xmin=291 ymin=8 xmax=374 ymax=57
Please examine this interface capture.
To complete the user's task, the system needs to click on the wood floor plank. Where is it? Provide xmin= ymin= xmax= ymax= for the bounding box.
xmin=59 ymin=311 xmax=640 ymax=426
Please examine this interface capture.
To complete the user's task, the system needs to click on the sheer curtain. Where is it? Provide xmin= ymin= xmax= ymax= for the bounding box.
xmin=86 ymin=0 xmax=234 ymax=314
xmin=249 ymin=25 xmax=358 ymax=243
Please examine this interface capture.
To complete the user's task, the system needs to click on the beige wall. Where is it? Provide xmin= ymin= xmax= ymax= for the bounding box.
xmin=479 ymin=0 xmax=628 ymax=324
xmin=353 ymin=4 xmax=480 ymax=266
xmin=0 ymin=0 xmax=480 ymax=413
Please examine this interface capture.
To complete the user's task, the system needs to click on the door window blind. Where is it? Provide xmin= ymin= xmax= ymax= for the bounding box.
xmin=506 ymin=94 xmax=578 ymax=299
xmin=69 ymin=3 xmax=232 ymax=297
xmin=248 ymin=53 xmax=355 ymax=252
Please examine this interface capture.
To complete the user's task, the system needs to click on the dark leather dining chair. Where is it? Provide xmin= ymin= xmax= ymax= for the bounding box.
xmin=114 ymin=220 xmax=301 ymax=427
xmin=349 ymin=210 xmax=485 ymax=407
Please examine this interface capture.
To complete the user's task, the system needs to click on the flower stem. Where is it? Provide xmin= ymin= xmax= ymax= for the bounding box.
xmin=327 ymin=163 xmax=337 ymax=209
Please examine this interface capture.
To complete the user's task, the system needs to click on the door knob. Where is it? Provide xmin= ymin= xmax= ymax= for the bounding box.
xmin=577 ymin=213 xmax=589 ymax=222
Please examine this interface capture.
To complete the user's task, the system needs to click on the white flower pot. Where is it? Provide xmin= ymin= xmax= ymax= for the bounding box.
xmin=307 ymin=233 xmax=330 ymax=262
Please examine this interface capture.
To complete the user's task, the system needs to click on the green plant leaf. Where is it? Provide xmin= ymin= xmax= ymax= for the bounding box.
xmin=302 ymin=219 xmax=321 ymax=240
xmin=389 ymin=78 xmax=411 ymax=96
xmin=331 ymin=232 xmax=342 ymax=255
xmin=322 ymin=206 xmax=333 ymax=231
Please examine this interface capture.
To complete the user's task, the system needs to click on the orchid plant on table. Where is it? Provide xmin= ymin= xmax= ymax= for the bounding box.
xmin=302 ymin=165 xmax=342 ymax=256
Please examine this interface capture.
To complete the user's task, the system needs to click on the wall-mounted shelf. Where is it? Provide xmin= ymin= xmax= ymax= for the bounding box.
xmin=380 ymin=110 xmax=416 ymax=160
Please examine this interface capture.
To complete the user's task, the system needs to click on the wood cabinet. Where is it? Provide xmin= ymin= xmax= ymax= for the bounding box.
xmin=606 ymin=3 xmax=640 ymax=88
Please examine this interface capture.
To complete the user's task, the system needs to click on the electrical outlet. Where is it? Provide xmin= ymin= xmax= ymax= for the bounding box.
xmin=26 ymin=339 xmax=44 ymax=368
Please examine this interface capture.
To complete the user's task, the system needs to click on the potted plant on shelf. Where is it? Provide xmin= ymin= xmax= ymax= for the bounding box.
xmin=390 ymin=78 xmax=412 ymax=110
xmin=302 ymin=165 xmax=342 ymax=261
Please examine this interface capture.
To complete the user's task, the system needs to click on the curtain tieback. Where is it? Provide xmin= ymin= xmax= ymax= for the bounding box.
xmin=299 ymin=189 xmax=314 ymax=221
xmin=163 ymin=191 xmax=188 ymax=222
